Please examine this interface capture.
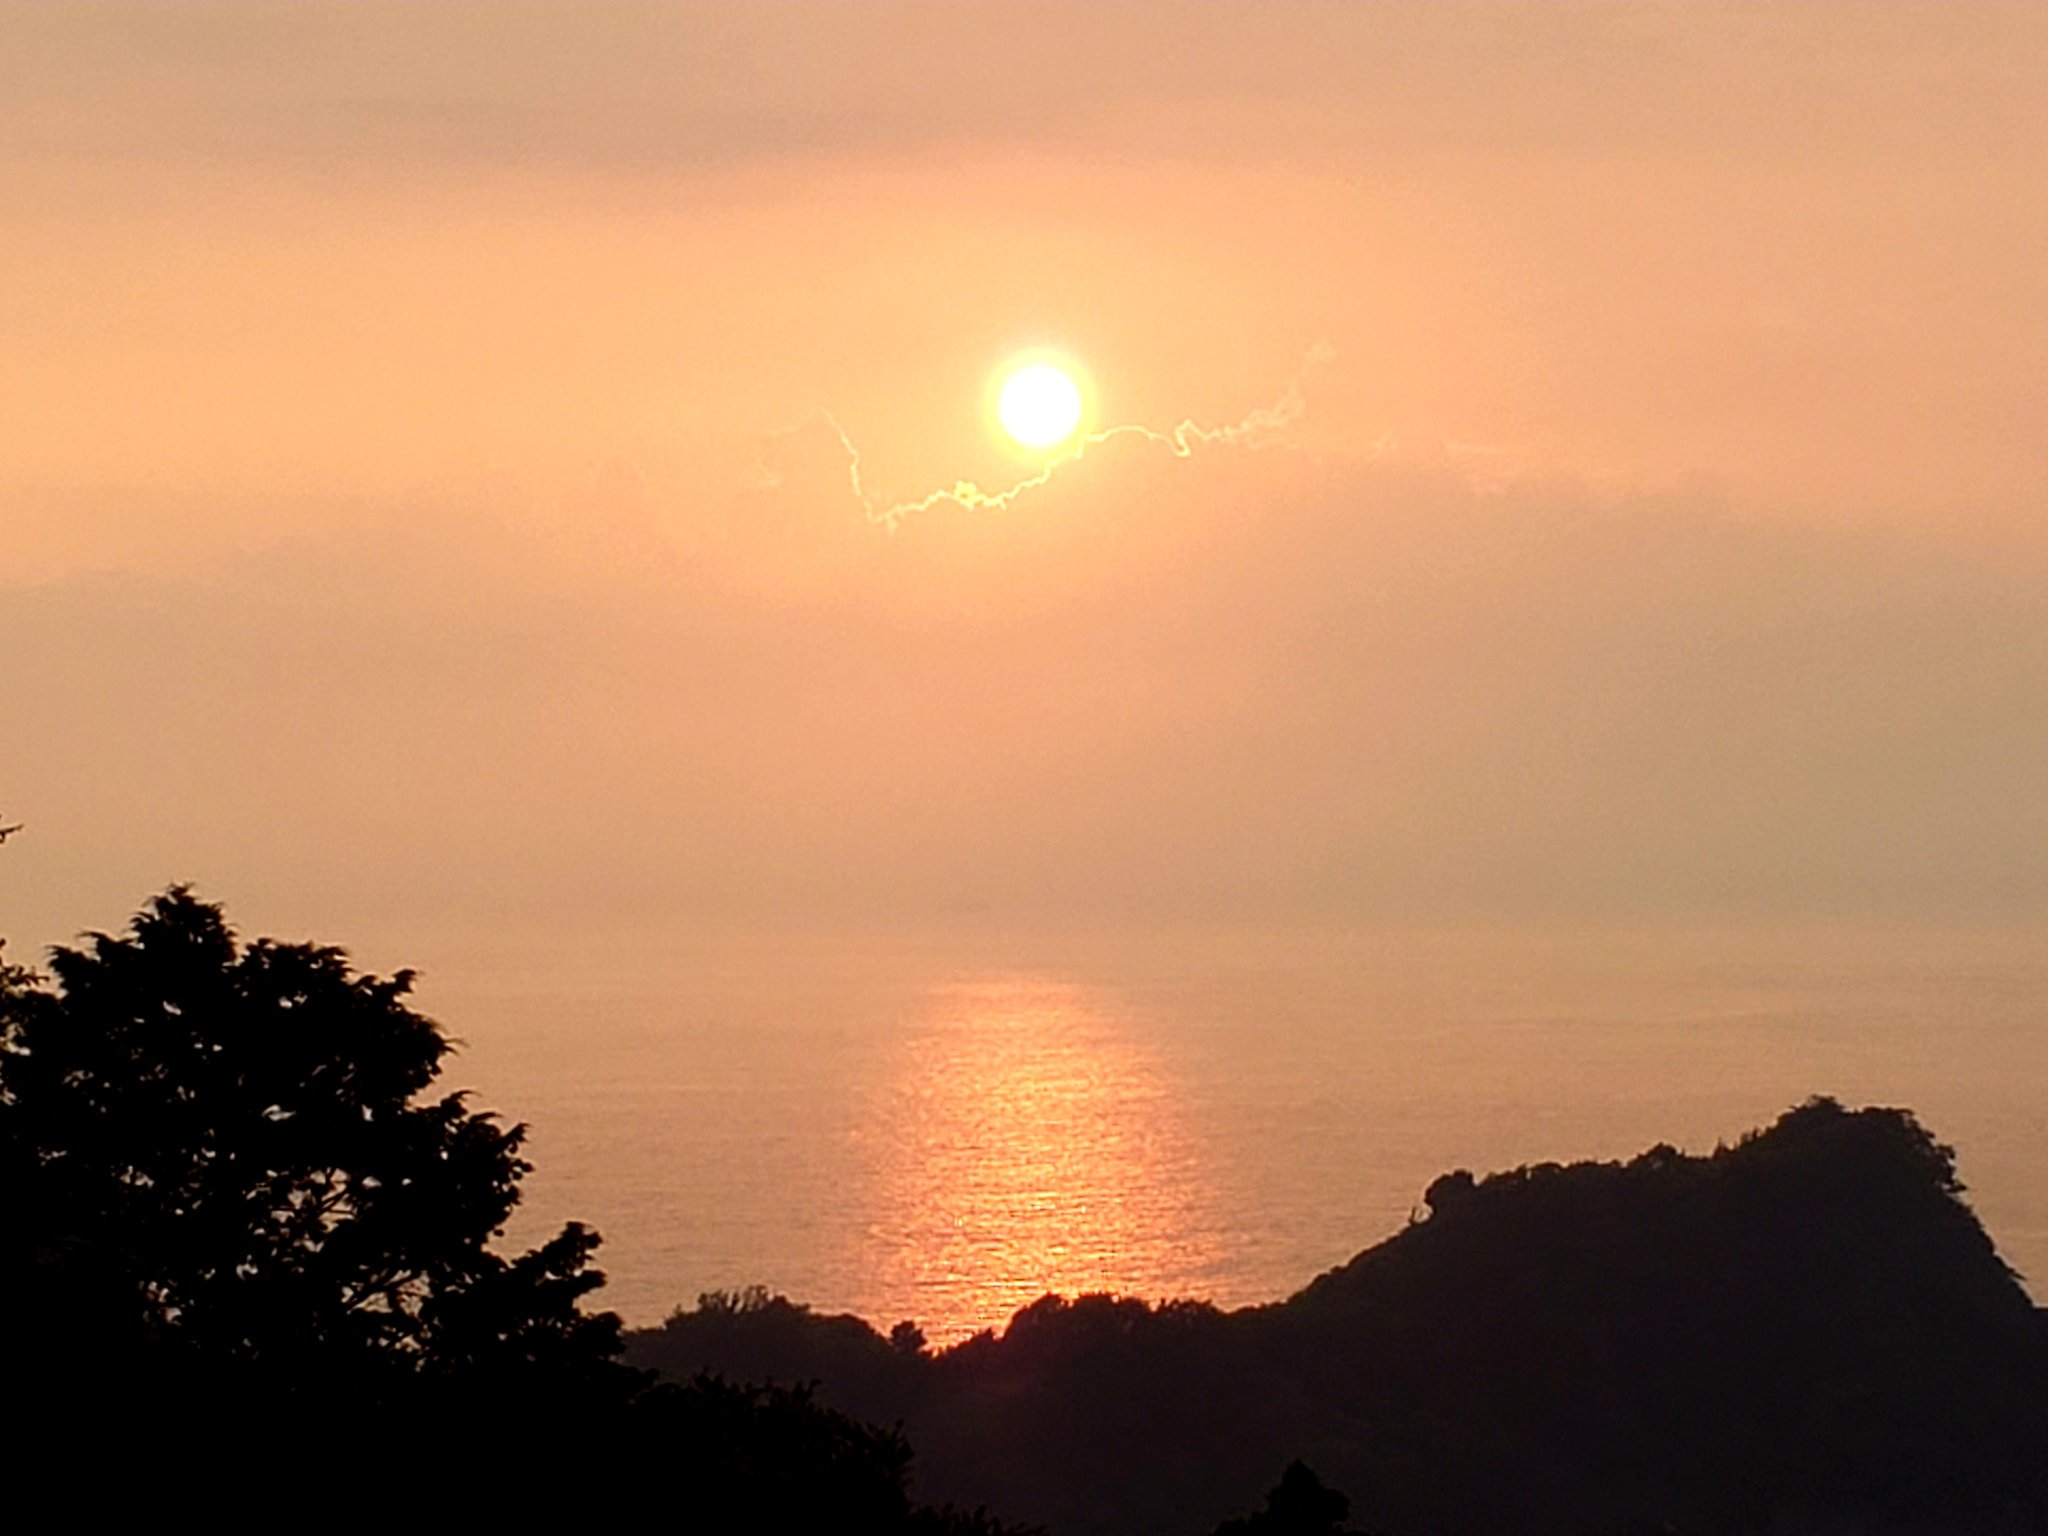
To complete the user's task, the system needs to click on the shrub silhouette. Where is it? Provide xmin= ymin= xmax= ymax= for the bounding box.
xmin=625 ymin=1374 xmax=1041 ymax=1533
xmin=1212 ymin=1461 xmax=1367 ymax=1536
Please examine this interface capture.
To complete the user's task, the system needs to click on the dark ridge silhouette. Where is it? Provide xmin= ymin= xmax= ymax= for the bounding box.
xmin=630 ymin=1101 xmax=2048 ymax=1536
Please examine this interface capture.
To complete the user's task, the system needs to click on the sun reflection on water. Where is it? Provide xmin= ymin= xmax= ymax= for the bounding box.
xmin=847 ymin=975 xmax=1234 ymax=1343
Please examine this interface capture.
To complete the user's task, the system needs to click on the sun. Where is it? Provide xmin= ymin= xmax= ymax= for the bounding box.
xmin=996 ymin=362 xmax=1084 ymax=449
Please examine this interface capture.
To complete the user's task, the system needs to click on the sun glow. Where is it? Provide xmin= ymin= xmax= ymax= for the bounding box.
xmin=996 ymin=362 xmax=1084 ymax=449
xmin=793 ymin=344 xmax=1326 ymax=526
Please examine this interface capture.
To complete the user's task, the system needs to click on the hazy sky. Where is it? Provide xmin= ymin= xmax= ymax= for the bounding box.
xmin=4 ymin=3 xmax=2045 ymax=961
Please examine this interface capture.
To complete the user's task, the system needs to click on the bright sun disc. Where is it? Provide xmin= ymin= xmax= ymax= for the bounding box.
xmin=997 ymin=363 xmax=1083 ymax=449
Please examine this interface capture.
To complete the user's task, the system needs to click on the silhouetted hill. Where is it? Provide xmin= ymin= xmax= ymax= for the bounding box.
xmin=629 ymin=1100 xmax=2048 ymax=1536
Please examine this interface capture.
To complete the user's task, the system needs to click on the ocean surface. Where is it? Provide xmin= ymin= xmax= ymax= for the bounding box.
xmin=428 ymin=923 xmax=2048 ymax=1343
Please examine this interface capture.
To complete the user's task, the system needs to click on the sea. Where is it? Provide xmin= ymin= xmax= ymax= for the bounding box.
xmin=428 ymin=922 xmax=2048 ymax=1343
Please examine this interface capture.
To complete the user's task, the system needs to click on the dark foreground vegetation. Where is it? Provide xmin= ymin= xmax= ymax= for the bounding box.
xmin=5 ymin=889 xmax=2044 ymax=1531
xmin=0 ymin=890 xmax=1022 ymax=1528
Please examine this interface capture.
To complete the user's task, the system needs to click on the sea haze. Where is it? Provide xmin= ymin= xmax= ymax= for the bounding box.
xmin=431 ymin=921 xmax=2048 ymax=1342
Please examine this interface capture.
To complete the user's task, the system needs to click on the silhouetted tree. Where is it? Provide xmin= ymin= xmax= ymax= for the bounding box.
xmin=1422 ymin=1168 xmax=1476 ymax=1219
xmin=1 ymin=890 xmax=1046 ymax=1531
xmin=0 ymin=886 xmax=625 ymax=1418
xmin=1212 ymin=1462 xmax=1364 ymax=1536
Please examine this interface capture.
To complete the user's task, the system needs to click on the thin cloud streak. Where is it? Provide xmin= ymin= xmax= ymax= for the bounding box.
xmin=773 ymin=343 xmax=1336 ymax=528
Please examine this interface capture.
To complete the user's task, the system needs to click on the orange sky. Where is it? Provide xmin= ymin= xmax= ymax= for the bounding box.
xmin=3 ymin=3 xmax=2045 ymax=958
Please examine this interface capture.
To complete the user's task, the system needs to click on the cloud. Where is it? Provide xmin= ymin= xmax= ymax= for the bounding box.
xmin=5 ymin=455 xmax=2044 ymax=958
xmin=764 ymin=343 xmax=1333 ymax=528
xmin=9 ymin=6 xmax=2042 ymax=179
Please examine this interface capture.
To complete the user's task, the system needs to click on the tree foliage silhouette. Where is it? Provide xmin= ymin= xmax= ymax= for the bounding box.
xmin=1212 ymin=1462 xmax=1363 ymax=1536
xmin=0 ymin=886 xmax=623 ymax=1412
xmin=0 ymin=888 xmax=1047 ymax=1530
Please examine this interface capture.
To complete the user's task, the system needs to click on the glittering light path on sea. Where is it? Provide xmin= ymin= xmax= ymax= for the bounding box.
xmin=843 ymin=976 xmax=1243 ymax=1342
